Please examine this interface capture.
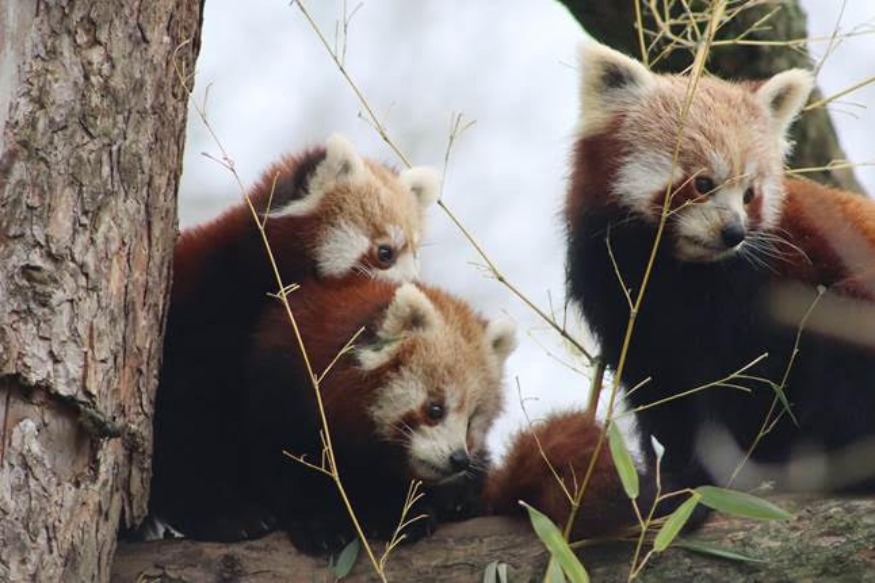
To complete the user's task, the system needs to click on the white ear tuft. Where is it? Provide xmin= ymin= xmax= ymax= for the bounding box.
xmin=380 ymin=283 xmax=439 ymax=338
xmin=485 ymin=318 xmax=517 ymax=363
xmin=358 ymin=284 xmax=439 ymax=371
xmin=268 ymin=134 xmax=367 ymax=218
xmin=323 ymin=133 xmax=367 ymax=180
xmin=755 ymin=69 xmax=814 ymax=142
xmin=399 ymin=166 xmax=441 ymax=210
xmin=579 ymin=41 xmax=655 ymax=136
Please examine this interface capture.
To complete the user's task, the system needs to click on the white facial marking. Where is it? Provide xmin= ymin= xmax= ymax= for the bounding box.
xmin=613 ymin=151 xmax=683 ymax=217
xmin=673 ymin=186 xmax=748 ymax=262
xmin=707 ymin=153 xmax=730 ymax=183
xmin=713 ymin=186 xmax=747 ymax=220
xmin=370 ymin=370 xmax=428 ymax=437
xmin=408 ymin=409 xmax=469 ymax=482
xmin=315 ymin=221 xmax=371 ymax=277
xmin=760 ymin=176 xmax=785 ymax=228
xmin=382 ymin=252 xmax=418 ymax=283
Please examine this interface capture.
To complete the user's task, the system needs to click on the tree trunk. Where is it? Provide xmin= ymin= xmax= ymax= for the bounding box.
xmin=0 ymin=1 xmax=202 ymax=581
xmin=556 ymin=0 xmax=866 ymax=195
xmin=111 ymin=494 xmax=875 ymax=582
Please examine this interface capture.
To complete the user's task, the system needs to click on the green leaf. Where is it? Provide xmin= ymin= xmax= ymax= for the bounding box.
xmin=546 ymin=559 xmax=567 ymax=583
xmin=675 ymin=540 xmax=767 ymax=563
xmin=520 ymin=501 xmax=589 ymax=583
xmin=332 ymin=538 xmax=360 ymax=579
xmin=770 ymin=382 xmax=799 ymax=427
xmin=696 ymin=486 xmax=794 ymax=521
xmin=608 ymin=423 xmax=639 ymax=499
xmin=483 ymin=560 xmax=497 ymax=583
xmin=654 ymin=493 xmax=701 ymax=552
xmin=483 ymin=560 xmax=508 ymax=583
xmin=497 ymin=562 xmax=508 ymax=583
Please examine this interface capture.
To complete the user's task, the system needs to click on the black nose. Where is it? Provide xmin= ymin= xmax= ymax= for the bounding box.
xmin=721 ymin=222 xmax=746 ymax=248
xmin=448 ymin=449 xmax=470 ymax=472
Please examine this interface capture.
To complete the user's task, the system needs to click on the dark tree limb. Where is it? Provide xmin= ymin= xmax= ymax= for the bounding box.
xmin=112 ymin=494 xmax=875 ymax=582
xmin=556 ymin=0 xmax=866 ymax=194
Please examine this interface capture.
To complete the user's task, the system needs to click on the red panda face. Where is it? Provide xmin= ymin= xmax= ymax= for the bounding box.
xmin=358 ymin=284 xmax=516 ymax=483
xmin=576 ymin=42 xmax=813 ymax=263
xmin=266 ymin=134 xmax=439 ymax=280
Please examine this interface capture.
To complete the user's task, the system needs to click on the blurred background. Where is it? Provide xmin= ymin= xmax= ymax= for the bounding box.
xmin=178 ymin=1 xmax=875 ymax=456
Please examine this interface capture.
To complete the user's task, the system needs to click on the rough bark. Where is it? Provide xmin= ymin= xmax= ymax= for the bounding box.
xmin=111 ymin=494 xmax=875 ymax=582
xmin=0 ymin=1 xmax=202 ymax=581
xmin=556 ymin=0 xmax=866 ymax=194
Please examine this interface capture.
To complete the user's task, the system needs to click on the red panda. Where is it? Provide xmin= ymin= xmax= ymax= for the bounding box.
xmin=243 ymin=276 xmax=516 ymax=554
xmin=565 ymin=41 xmax=875 ymax=494
xmin=484 ymin=411 xmax=643 ymax=540
xmin=149 ymin=135 xmax=441 ymax=541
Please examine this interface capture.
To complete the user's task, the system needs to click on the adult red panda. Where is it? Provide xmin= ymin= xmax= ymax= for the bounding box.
xmin=565 ymin=41 xmax=875 ymax=493
xmin=244 ymin=276 xmax=516 ymax=554
xmin=149 ymin=135 xmax=440 ymax=541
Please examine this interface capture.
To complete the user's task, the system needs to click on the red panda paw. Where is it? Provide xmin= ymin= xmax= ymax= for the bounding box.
xmin=283 ymin=508 xmax=359 ymax=556
xmin=485 ymin=410 xmax=640 ymax=541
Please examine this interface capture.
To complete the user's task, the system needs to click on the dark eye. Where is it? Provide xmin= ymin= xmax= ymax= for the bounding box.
xmin=743 ymin=187 xmax=755 ymax=204
xmin=426 ymin=402 xmax=445 ymax=421
xmin=375 ymin=244 xmax=396 ymax=267
xmin=694 ymin=176 xmax=716 ymax=195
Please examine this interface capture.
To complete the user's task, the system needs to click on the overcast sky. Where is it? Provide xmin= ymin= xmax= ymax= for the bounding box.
xmin=178 ymin=1 xmax=875 ymax=456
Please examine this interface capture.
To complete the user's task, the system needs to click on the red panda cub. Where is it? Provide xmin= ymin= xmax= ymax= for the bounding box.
xmin=566 ymin=41 xmax=875 ymax=493
xmin=245 ymin=276 xmax=516 ymax=554
xmin=150 ymin=135 xmax=440 ymax=541
xmin=485 ymin=411 xmax=644 ymax=540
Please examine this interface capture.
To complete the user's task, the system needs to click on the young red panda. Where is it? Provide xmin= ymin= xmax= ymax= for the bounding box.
xmin=484 ymin=411 xmax=644 ymax=540
xmin=566 ymin=41 xmax=875 ymax=493
xmin=244 ymin=276 xmax=516 ymax=554
xmin=149 ymin=135 xmax=441 ymax=541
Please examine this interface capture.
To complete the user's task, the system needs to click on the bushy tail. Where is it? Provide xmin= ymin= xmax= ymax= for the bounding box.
xmin=483 ymin=410 xmax=653 ymax=540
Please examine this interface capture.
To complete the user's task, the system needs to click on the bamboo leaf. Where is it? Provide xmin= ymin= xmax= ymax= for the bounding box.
xmin=696 ymin=486 xmax=794 ymax=520
xmin=654 ymin=493 xmax=701 ymax=552
xmin=333 ymin=538 xmax=360 ymax=579
xmin=609 ymin=423 xmax=639 ymax=499
xmin=520 ymin=501 xmax=589 ymax=583
xmin=675 ymin=540 xmax=767 ymax=563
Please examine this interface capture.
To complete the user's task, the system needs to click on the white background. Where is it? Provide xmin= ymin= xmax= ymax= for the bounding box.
xmin=178 ymin=1 xmax=875 ymax=456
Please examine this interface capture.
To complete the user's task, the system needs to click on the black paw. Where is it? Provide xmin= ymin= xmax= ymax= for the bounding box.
xmin=188 ymin=505 xmax=278 ymax=542
xmin=391 ymin=506 xmax=437 ymax=544
xmin=431 ymin=467 xmax=487 ymax=522
xmin=285 ymin=512 xmax=357 ymax=556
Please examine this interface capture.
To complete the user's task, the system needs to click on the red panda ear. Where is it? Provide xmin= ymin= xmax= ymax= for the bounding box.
xmin=578 ymin=41 xmax=655 ymax=137
xmin=399 ymin=166 xmax=441 ymax=211
xmin=380 ymin=283 xmax=439 ymax=337
xmin=269 ymin=134 xmax=367 ymax=217
xmin=485 ymin=318 xmax=517 ymax=364
xmin=755 ymin=69 xmax=814 ymax=152
xmin=358 ymin=284 xmax=439 ymax=371
xmin=321 ymin=133 xmax=367 ymax=181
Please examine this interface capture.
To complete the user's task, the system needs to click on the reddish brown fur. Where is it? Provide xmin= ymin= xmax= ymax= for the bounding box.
xmin=250 ymin=277 xmax=400 ymax=449
xmin=243 ymin=276 xmax=510 ymax=553
xmin=171 ymin=148 xmax=327 ymax=309
xmin=564 ymin=120 xmax=626 ymax=226
xmin=148 ymin=143 xmax=439 ymax=543
xmin=567 ymin=46 xmax=875 ymax=496
xmin=485 ymin=411 xmax=640 ymax=540
xmin=778 ymin=177 xmax=875 ymax=300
